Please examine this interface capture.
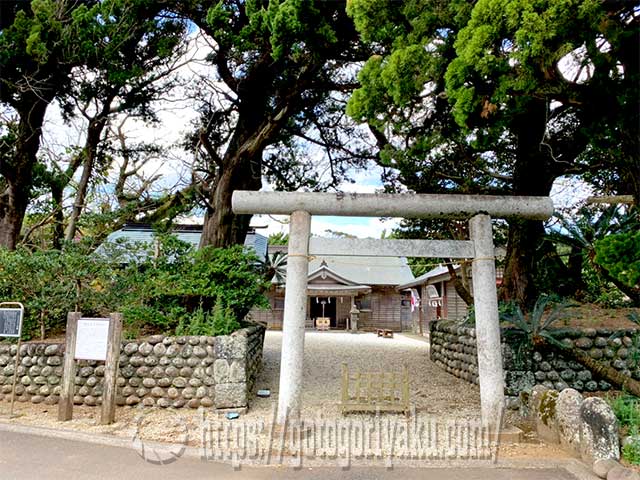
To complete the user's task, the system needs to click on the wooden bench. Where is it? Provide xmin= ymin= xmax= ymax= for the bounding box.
xmin=376 ymin=328 xmax=393 ymax=338
xmin=341 ymin=363 xmax=410 ymax=415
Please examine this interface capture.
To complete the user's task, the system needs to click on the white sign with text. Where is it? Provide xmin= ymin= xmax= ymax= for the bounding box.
xmin=75 ymin=318 xmax=110 ymax=361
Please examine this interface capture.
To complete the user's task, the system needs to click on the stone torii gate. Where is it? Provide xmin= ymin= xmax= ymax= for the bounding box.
xmin=232 ymin=191 xmax=554 ymax=427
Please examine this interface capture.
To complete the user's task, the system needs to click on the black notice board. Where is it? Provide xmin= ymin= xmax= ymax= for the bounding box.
xmin=0 ymin=309 xmax=22 ymax=337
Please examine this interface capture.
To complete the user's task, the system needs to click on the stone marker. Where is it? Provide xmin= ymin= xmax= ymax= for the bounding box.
xmin=579 ymin=397 xmax=620 ymax=464
xmin=606 ymin=466 xmax=640 ymax=480
xmin=556 ymin=388 xmax=583 ymax=456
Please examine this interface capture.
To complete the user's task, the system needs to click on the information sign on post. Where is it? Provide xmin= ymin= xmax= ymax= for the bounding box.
xmin=58 ymin=312 xmax=122 ymax=425
xmin=75 ymin=318 xmax=110 ymax=361
xmin=0 ymin=307 xmax=22 ymax=338
xmin=0 ymin=302 xmax=24 ymax=417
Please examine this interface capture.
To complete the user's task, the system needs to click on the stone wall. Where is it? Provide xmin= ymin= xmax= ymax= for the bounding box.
xmin=0 ymin=325 xmax=265 ymax=410
xmin=429 ymin=322 xmax=479 ymax=386
xmin=430 ymin=321 xmax=640 ymax=399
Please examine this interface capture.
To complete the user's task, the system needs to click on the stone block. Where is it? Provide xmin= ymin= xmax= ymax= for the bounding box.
xmin=214 ymin=336 xmax=247 ymax=360
xmin=213 ymin=359 xmax=230 ymax=383
xmin=152 ymin=343 xmax=166 ymax=356
xmin=214 ymin=383 xmax=247 ymax=409
xmin=593 ymin=459 xmax=620 ymax=479
xmin=44 ymin=345 xmax=60 ymax=356
xmin=147 ymin=335 xmax=164 ymax=345
xmin=138 ymin=342 xmax=153 ymax=356
xmin=535 ymin=389 xmax=560 ymax=444
xmin=123 ymin=343 xmax=138 ymax=355
xmin=606 ymin=466 xmax=640 ymax=480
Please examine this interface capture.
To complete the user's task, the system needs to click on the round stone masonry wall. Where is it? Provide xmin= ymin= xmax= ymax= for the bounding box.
xmin=429 ymin=321 xmax=640 ymax=397
xmin=0 ymin=324 xmax=266 ymax=410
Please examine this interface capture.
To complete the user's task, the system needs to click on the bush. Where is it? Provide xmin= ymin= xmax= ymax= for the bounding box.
xmin=0 ymin=245 xmax=117 ymax=339
xmin=0 ymin=236 xmax=268 ymax=339
xmin=595 ymin=231 xmax=640 ymax=289
xmin=175 ymin=301 xmax=241 ymax=337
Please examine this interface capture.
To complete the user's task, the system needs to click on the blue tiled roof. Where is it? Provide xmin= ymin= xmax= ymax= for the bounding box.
xmin=98 ymin=225 xmax=267 ymax=261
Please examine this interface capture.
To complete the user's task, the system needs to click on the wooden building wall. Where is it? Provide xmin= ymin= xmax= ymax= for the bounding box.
xmin=248 ymin=287 xmax=407 ymax=331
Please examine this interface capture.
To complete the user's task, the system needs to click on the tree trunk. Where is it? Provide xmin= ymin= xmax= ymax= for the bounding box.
xmin=446 ymin=262 xmax=473 ymax=305
xmin=64 ymin=107 xmax=111 ymax=243
xmin=0 ymin=184 xmax=29 ymax=250
xmin=0 ymin=96 xmax=50 ymax=249
xmin=500 ymin=100 xmax=555 ymax=308
xmin=199 ymin=154 xmax=262 ymax=248
xmin=51 ymin=182 xmax=65 ymax=250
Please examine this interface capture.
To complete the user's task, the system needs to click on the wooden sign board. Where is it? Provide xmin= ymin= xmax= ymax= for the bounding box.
xmin=59 ymin=312 xmax=122 ymax=425
xmin=75 ymin=318 xmax=110 ymax=361
xmin=0 ymin=307 xmax=23 ymax=338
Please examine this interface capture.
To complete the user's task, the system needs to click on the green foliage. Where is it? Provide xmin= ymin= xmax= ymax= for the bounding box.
xmin=267 ymin=232 xmax=289 ymax=245
xmin=582 ymin=260 xmax=629 ymax=307
xmin=607 ymin=394 xmax=640 ymax=464
xmin=255 ymin=251 xmax=288 ymax=286
xmin=501 ymin=294 xmax=575 ymax=350
xmin=175 ymin=301 xmax=241 ymax=337
xmin=595 ymin=231 xmax=640 ymax=289
xmin=347 ymin=0 xmax=639 ymax=307
xmin=0 ymin=243 xmax=117 ymax=339
xmin=623 ymin=440 xmax=640 ymax=466
xmin=0 ymin=235 xmax=268 ymax=339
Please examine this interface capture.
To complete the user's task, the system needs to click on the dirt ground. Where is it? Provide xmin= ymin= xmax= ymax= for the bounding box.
xmin=554 ymin=304 xmax=639 ymax=330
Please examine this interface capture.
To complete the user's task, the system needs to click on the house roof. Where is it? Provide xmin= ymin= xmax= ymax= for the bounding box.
xmin=307 ymin=254 xmax=414 ymax=286
xmin=98 ymin=224 xmax=268 ymax=261
xmin=397 ymin=264 xmax=457 ymax=290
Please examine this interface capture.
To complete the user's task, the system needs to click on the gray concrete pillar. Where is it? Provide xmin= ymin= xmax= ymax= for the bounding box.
xmin=277 ymin=210 xmax=311 ymax=424
xmin=469 ymin=214 xmax=505 ymax=429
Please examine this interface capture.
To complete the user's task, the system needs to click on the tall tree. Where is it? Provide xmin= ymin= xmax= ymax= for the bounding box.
xmin=59 ymin=0 xmax=186 ymax=242
xmin=0 ymin=0 xmax=186 ymax=249
xmin=0 ymin=0 xmax=81 ymax=249
xmin=347 ymin=0 xmax=639 ymax=307
xmin=173 ymin=0 xmax=369 ymax=248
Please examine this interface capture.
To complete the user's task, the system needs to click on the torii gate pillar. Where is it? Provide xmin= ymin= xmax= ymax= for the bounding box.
xmin=277 ymin=210 xmax=311 ymax=424
xmin=469 ymin=214 xmax=505 ymax=427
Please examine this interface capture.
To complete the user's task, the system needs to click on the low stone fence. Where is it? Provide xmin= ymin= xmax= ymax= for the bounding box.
xmin=430 ymin=321 xmax=640 ymax=402
xmin=0 ymin=324 xmax=265 ymax=410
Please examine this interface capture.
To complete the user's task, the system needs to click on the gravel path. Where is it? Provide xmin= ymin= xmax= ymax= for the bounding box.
xmin=248 ymin=331 xmax=481 ymax=421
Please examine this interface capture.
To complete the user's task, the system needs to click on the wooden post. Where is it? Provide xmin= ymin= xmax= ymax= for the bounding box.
xmin=58 ymin=312 xmax=81 ymax=421
xmin=418 ymin=295 xmax=424 ymax=336
xmin=100 ymin=313 xmax=122 ymax=425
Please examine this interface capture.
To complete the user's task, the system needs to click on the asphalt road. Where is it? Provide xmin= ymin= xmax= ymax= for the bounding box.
xmin=0 ymin=429 xmax=587 ymax=480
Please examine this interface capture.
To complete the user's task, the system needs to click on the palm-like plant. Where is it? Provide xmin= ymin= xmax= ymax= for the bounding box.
xmin=548 ymin=205 xmax=639 ymax=303
xmin=256 ymin=251 xmax=288 ymax=286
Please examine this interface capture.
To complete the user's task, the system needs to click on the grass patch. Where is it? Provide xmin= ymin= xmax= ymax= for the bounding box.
xmin=607 ymin=394 xmax=640 ymax=465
